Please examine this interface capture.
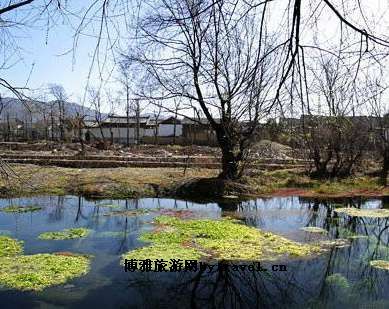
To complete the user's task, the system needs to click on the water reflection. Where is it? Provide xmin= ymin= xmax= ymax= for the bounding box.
xmin=0 ymin=196 xmax=388 ymax=308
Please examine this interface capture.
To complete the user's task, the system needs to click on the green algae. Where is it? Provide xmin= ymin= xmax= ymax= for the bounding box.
xmin=300 ymin=227 xmax=327 ymax=234
xmin=1 ymin=205 xmax=42 ymax=213
xmin=335 ymin=208 xmax=389 ymax=218
xmin=370 ymin=260 xmax=389 ymax=270
xmin=0 ymin=236 xmax=23 ymax=257
xmin=122 ymin=216 xmax=321 ymax=264
xmin=38 ymin=228 xmax=91 ymax=240
xmin=0 ymin=234 xmax=91 ymax=291
xmin=325 ymin=273 xmax=350 ymax=290
xmin=0 ymin=253 xmax=91 ymax=291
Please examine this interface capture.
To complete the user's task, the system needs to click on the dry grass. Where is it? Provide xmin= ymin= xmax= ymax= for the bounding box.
xmin=0 ymin=164 xmax=387 ymax=199
xmin=0 ymin=164 xmax=217 ymax=198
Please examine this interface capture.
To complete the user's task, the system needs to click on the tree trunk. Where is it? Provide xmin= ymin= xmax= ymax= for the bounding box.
xmin=381 ymin=150 xmax=389 ymax=186
xmin=219 ymin=148 xmax=242 ymax=179
xmin=217 ymin=132 xmax=244 ymax=180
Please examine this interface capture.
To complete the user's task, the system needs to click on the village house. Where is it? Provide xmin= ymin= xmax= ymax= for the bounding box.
xmin=81 ymin=114 xmax=222 ymax=145
xmin=82 ymin=114 xmax=185 ymax=145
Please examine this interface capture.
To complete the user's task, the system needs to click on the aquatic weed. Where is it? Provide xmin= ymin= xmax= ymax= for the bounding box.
xmin=38 ymin=228 xmax=91 ymax=240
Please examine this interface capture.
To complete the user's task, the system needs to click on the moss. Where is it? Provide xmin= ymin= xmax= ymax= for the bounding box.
xmin=335 ymin=208 xmax=389 ymax=218
xmin=370 ymin=260 xmax=389 ymax=270
xmin=1 ymin=205 xmax=42 ymax=213
xmin=325 ymin=273 xmax=350 ymax=289
xmin=38 ymin=228 xmax=91 ymax=240
xmin=0 ymin=236 xmax=23 ymax=257
xmin=0 ymin=253 xmax=91 ymax=291
xmin=123 ymin=216 xmax=321 ymax=264
xmin=300 ymin=227 xmax=327 ymax=233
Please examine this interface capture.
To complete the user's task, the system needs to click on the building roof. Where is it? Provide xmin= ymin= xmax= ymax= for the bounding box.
xmin=181 ymin=117 xmax=221 ymax=125
xmin=106 ymin=115 xmax=155 ymax=125
xmin=159 ymin=116 xmax=181 ymax=125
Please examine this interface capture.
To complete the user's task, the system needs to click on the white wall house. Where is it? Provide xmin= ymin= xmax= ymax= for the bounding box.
xmin=83 ymin=115 xmax=183 ymax=144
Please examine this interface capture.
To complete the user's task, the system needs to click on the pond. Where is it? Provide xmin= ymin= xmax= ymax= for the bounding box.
xmin=0 ymin=195 xmax=388 ymax=308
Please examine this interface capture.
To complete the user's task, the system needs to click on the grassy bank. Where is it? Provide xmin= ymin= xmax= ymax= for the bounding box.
xmin=0 ymin=164 xmax=388 ymax=199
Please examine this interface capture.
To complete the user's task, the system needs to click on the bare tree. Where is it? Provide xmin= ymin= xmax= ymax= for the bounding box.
xmin=299 ymin=55 xmax=371 ymax=178
xmin=153 ymin=105 xmax=162 ymax=145
xmin=88 ymin=87 xmax=106 ymax=142
xmin=172 ymin=98 xmax=181 ymax=145
xmin=117 ymin=61 xmax=132 ymax=147
xmin=49 ymin=84 xmax=67 ymax=142
xmin=124 ymin=1 xmax=280 ymax=179
xmin=366 ymin=77 xmax=389 ymax=185
xmin=132 ymin=99 xmax=141 ymax=145
xmin=72 ymin=112 xmax=87 ymax=155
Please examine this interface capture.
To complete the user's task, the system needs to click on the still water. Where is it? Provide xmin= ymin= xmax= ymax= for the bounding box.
xmin=0 ymin=196 xmax=388 ymax=309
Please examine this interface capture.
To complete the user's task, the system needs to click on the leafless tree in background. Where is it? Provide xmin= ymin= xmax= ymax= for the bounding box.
xmin=299 ymin=54 xmax=371 ymax=178
xmin=49 ymin=84 xmax=67 ymax=142
xmin=366 ymin=76 xmax=389 ymax=185
xmin=117 ymin=61 xmax=132 ymax=147
xmin=153 ymin=104 xmax=162 ymax=145
xmin=88 ymin=87 xmax=106 ymax=142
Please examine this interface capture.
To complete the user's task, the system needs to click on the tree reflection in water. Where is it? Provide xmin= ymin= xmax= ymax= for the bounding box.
xmin=122 ymin=197 xmax=389 ymax=308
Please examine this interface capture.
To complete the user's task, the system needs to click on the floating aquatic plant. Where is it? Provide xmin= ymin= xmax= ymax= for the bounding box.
xmin=325 ymin=273 xmax=350 ymax=290
xmin=1 ymin=205 xmax=42 ymax=213
xmin=0 ymin=253 xmax=91 ymax=291
xmin=0 ymin=236 xmax=23 ymax=257
xmin=300 ymin=227 xmax=327 ymax=234
xmin=122 ymin=216 xmax=321 ymax=264
xmin=335 ymin=208 xmax=389 ymax=218
xmin=370 ymin=260 xmax=389 ymax=271
xmin=38 ymin=228 xmax=91 ymax=240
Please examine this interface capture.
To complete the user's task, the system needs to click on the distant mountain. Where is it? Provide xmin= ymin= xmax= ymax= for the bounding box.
xmin=0 ymin=97 xmax=103 ymax=123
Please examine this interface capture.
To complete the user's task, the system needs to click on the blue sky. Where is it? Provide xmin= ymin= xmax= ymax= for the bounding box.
xmin=6 ymin=21 xmax=103 ymax=102
xmin=2 ymin=1 xmax=122 ymax=113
